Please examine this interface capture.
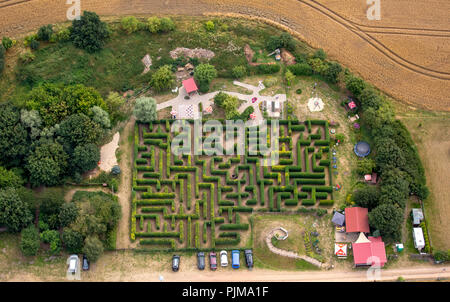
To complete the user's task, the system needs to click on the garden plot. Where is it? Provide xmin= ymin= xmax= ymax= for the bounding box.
xmin=131 ymin=119 xmax=335 ymax=251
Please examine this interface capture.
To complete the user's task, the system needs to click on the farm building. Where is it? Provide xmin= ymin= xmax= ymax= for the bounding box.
xmin=345 ymin=207 xmax=370 ymax=233
xmin=411 ymin=208 xmax=424 ymax=226
xmin=352 ymin=234 xmax=387 ymax=267
xmin=182 ymin=78 xmax=198 ymax=96
xmin=413 ymin=227 xmax=425 ymax=251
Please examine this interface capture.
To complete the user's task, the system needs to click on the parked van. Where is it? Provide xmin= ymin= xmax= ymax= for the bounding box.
xmin=231 ymin=250 xmax=240 ymax=269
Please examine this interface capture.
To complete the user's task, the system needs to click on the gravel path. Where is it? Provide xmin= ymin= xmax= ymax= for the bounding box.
xmin=265 ymin=229 xmax=323 ymax=268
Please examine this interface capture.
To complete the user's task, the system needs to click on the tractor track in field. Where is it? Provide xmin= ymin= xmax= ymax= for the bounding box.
xmin=0 ymin=0 xmax=32 ymax=9
xmin=296 ymin=0 xmax=450 ymax=79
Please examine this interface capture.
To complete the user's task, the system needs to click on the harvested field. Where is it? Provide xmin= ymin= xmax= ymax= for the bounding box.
xmin=0 ymin=0 xmax=449 ymax=110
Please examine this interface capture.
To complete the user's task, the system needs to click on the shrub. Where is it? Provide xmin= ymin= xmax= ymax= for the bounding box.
xmin=20 ymin=225 xmax=40 ymax=256
xmin=121 ymin=16 xmax=140 ymax=34
xmin=159 ymin=17 xmax=176 ymax=32
xmin=59 ymin=202 xmax=79 ymax=227
xmin=37 ymin=24 xmax=54 ymax=41
xmin=204 ymin=21 xmax=215 ymax=31
xmin=147 ymin=16 xmax=161 ymax=33
xmin=151 ymin=65 xmax=175 ymax=92
xmin=232 ymin=66 xmax=247 ymax=79
xmin=288 ymin=63 xmax=312 ymax=76
xmin=29 ymin=40 xmax=40 ymax=50
xmin=2 ymin=37 xmax=15 ymax=50
xmin=296 ymin=88 xmax=302 ymax=94
xmin=253 ymin=64 xmax=280 ymax=75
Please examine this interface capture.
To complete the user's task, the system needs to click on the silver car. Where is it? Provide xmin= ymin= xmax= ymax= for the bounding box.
xmin=220 ymin=250 xmax=228 ymax=267
xmin=67 ymin=255 xmax=79 ymax=275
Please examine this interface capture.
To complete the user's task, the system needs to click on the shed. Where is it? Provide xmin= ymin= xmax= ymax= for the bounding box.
xmin=345 ymin=207 xmax=370 ymax=233
xmin=413 ymin=227 xmax=425 ymax=251
xmin=182 ymin=78 xmax=198 ymax=95
xmin=331 ymin=211 xmax=345 ymax=227
xmin=411 ymin=208 xmax=424 ymax=226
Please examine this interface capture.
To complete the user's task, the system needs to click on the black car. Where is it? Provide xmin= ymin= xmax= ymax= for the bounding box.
xmin=197 ymin=252 xmax=205 ymax=270
xmin=172 ymin=255 xmax=180 ymax=272
xmin=244 ymin=249 xmax=253 ymax=269
xmin=82 ymin=254 xmax=89 ymax=271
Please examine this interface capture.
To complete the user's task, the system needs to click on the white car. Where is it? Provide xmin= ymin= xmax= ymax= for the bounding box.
xmin=220 ymin=250 xmax=228 ymax=267
xmin=67 ymin=254 xmax=79 ymax=275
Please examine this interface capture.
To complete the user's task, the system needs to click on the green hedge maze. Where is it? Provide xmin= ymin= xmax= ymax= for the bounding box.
xmin=131 ymin=119 xmax=334 ymax=251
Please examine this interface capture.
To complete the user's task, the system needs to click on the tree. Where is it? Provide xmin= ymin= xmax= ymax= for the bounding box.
xmin=90 ymin=106 xmax=111 ymax=128
xmin=147 ymin=17 xmax=161 ymax=33
xmin=360 ymin=87 xmax=382 ymax=111
xmin=151 ymin=65 xmax=175 ymax=92
xmin=26 ymin=139 xmax=68 ymax=187
xmin=213 ymin=92 xmax=227 ymax=107
xmin=313 ymin=48 xmax=327 ymax=60
xmin=59 ymin=202 xmax=79 ymax=228
xmin=375 ymin=138 xmax=406 ymax=170
xmin=72 ymin=143 xmax=100 ymax=173
xmin=266 ymin=33 xmax=295 ymax=52
xmin=345 ymin=75 xmax=367 ymax=98
xmin=308 ymin=58 xmax=328 ymax=74
xmin=62 ymin=84 xmax=107 ymax=116
xmin=57 ymin=113 xmax=103 ymax=150
xmin=37 ymin=24 xmax=53 ymax=41
xmin=194 ymin=64 xmax=217 ymax=91
xmin=133 ymin=97 xmax=157 ymax=123
xmin=0 ymin=188 xmax=33 ymax=232
xmin=240 ymin=106 xmax=254 ymax=120
xmin=356 ymin=158 xmax=376 ymax=175
xmin=323 ymin=62 xmax=342 ymax=84
xmin=83 ymin=235 xmax=104 ymax=262
xmin=0 ymin=104 xmax=29 ymax=167
xmin=105 ymin=92 xmax=125 ymax=122
xmin=159 ymin=17 xmax=175 ymax=32
xmin=285 ymin=70 xmax=295 ymax=86
xmin=25 ymin=83 xmax=67 ymax=127
xmin=368 ymin=203 xmax=403 ymax=241
xmin=20 ymin=225 xmax=40 ymax=256
xmin=222 ymin=95 xmax=240 ymax=120
xmin=232 ymin=66 xmax=247 ymax=79
xmin=62 ymin=229 xmax=84 ymax=253
xmin=70 ymin=11 xmax=110 ymax=52
xmin=121 ymin=16 xmax=140 ymax=34
xmin=353 ymin=185 xmax=380 ymax=210
xmin=0 ymin=166 xmax=24 ymax=189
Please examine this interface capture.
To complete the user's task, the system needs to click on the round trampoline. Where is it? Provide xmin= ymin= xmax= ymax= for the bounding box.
xmin=354 ymin=141 xmax=371 ymax=157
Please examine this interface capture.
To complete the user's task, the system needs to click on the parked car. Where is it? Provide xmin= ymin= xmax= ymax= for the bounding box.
xmin=172 ymin=255 xmax=180 ymax=272
xmin=82 ymin=254 xmax=90 ymax=271
xmin=244 ymin=249 xmax=253 ymax=269
xmin=220 ymin=250 xmax=228 ymax=267
xmin=209 ymin=252 xmax=217 ymax=270
xmin=197 ymin=252 xmax=205 ymax=270
xmin=231 ymin=250 xmax=240 ymax=269
xmin=67 ymin=254 xmax=79 ymax=275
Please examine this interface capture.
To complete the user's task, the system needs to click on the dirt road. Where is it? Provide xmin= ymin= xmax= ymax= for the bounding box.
xmin=0 ymin=0 xmax=449 ymax=110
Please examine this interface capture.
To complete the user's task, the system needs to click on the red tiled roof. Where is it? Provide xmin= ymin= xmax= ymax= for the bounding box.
xmin=353 ymin=237 xmax=387 ymax=266
xmin=182 ymin=78 xmax=198 ymax=94
xmin=345 ymin=207 xmax=370 ymax=233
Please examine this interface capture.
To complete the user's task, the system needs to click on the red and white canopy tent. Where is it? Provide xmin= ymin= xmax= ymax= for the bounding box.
xmin=249 ymin=113 xmax=257 ymax=120
xmin=335 ymin=243 xmax=348 ymax=258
